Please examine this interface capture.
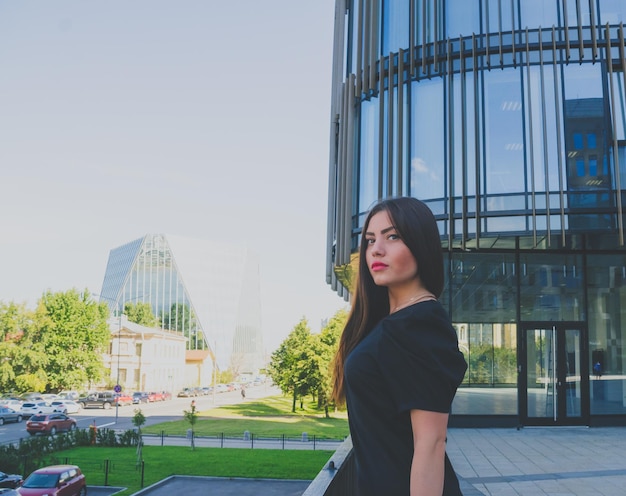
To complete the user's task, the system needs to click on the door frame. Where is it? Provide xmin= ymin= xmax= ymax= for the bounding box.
xmin=518 ymin=322 xmax=590 ymax=426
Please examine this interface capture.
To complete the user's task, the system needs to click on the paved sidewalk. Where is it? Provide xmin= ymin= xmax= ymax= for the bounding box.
xmin=447 ymin=427 xmax=626 ymax=495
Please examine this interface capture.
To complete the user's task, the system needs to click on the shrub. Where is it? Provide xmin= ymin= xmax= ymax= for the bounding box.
xmin=96 ymin=428 xmax=118 ymax=447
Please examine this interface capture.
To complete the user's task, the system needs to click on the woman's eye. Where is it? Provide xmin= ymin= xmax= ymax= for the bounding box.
xmin=388 ymin=234 xmax=399 ymax=240
xmin=366 ymin=238 xmax=375 ymax=244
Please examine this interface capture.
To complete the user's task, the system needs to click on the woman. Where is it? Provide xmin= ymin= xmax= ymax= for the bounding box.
xmin=332 ymin=197 xmax=467 ymax=495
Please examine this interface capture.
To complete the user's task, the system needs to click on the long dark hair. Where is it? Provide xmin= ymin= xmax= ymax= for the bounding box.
xmin=331 ymin=197 xmax=444 ymax=403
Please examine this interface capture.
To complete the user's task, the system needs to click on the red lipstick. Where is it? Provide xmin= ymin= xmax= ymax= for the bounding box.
xmin=371 ymin=262 xmax=388 ymax=271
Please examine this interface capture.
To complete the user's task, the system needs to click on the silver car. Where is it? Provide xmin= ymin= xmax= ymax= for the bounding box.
xmin=0 ymin=406 xmax=22 ymax=425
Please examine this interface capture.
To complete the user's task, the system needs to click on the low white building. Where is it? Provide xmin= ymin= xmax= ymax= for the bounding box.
xmin=106 ymin=315 xmax=189 ymax=393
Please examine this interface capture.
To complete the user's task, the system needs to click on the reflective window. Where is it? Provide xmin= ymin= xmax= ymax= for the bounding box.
xmin=382 ymin=0 xmax=409 ymax=54
xmin=452 ymin=323 xmax=517 ymax=415
xmin=519 ymin=253 xmax=584 ymax=321
xmin=574 ymin=133 xmax=584 ymax=149
xmin=449 ymin=252 xmax=517 ymax=323
xmin=519 ymin=0 xmax=558 ymax=30
xmin=588 ymin=133 xmax=597 ymax=149
xmin=485 ymin=0 xmax=515 ymax=34
xmin=451 ymin=71 xmax=478 ymax=200
xmin=445 ymin=0 xmax=480 ymax=38
xmin=599 ymin=0 xmax=626 ymax=24
xmin=586 ymin=254 xmax=626 ymax=415
xmin=410 ymin=79 xmax=444 ymax=201
xmin=564 ymin=0 xmax=591 ymax=26
xmin=484 ymin=69 xmax=524 ymax=196
xmin=416 ymin=0 xmax=438 ymax=45
xmin=523 ymin=65 xmax=563 ymax=194
xmin=359 ymin=98 xmax=380 ymax=213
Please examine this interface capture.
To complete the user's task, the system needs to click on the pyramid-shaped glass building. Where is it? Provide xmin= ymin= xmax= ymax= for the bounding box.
xmin=99 ymin=234 xmax=264 ymax=374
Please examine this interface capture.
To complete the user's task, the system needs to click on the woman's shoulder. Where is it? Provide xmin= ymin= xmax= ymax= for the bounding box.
xmin=381 ymin=301 xmax=456 ymax=343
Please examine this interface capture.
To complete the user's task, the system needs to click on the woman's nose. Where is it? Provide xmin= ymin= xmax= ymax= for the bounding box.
xmin=370 ymin=239 xmax=384 ymax=256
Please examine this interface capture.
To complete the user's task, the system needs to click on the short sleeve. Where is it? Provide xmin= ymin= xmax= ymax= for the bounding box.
xmin=377 ymin=305 xmax=467 ymax=414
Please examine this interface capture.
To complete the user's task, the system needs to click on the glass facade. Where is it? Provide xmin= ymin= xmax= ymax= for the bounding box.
xmin=100 ymin=234 xmax=264 ymax=374
xmin=327 ymin=0 xmax=626 ymax=425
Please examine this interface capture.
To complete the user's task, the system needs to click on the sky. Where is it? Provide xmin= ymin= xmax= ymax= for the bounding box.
xmin=0 ymin=0 xmax=347 ymax=352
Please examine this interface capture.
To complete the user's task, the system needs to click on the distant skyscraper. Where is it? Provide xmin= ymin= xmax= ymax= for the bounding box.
xmin=99 ymin=234 xmax=264 ymax=374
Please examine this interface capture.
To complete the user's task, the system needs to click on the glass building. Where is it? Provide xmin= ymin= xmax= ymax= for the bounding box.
xmin=99 ymin=234 xmax=264 ymax=375
xmin=326 ymin=1 xmax=626 ymax=426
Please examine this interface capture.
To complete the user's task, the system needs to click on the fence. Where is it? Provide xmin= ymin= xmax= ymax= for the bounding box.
xmin=142 ymin=430 xmax=344 ymax=451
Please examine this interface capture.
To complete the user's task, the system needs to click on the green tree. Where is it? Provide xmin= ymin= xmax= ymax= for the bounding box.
xmin=183 ymin=402 xmax=198 ymax=450
xmin=268 ymin=318 xmax=313 ymax=413
xmin=124 ymin=302 xmax=157 ymax=327
xmin=132 ymin=408 xmax=146 ymax=433
xmin=33 ymin=289 xmax=111 ymax=391
xmin=0 ymin=302 xmax=49 ymax=393
xmin=314 ymin=309 xmax=347 ymax=417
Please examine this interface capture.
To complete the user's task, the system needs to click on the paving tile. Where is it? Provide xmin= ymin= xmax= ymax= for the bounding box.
xmin=448 ymin=427 xmax=626 ymax=496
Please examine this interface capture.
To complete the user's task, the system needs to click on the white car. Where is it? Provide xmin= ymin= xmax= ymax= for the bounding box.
xmin=19 ymin=401 xmax=55 ymax=418
xmin=0 ymin=399 xmax=23 ymax=410
xmin=50 ymin=400 xmax=82 ymax=414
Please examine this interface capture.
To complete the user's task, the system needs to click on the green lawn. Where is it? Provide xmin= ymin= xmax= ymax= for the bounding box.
xmin=143 ymin=394 xmax=349 ymax=438
xmin=47 ymin=395 xmax=348 ymax=495
xmin=50 ymin=446 xmax=333 ymax=496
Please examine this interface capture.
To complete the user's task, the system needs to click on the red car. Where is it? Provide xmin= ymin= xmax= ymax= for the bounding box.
xmin=148 ymin=392 xmax=163 ymax=402
xmin=114 ymin=393 xmax=133 ymax=406
xmin=17 ymin=465 xmax=86 ymax=496
xmin=26 ymin=413 xmax=76 ymax=436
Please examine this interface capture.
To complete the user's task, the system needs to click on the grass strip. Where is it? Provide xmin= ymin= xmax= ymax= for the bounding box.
xmin=142 ymin=394 xmax=349 ymax=438
xmin=50 ymin=446 xmax=333 ymax=496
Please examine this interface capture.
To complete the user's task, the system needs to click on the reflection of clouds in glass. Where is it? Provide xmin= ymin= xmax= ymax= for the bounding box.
xmin=411 ymin=157 xmax=442 ymax=199
xmin=411 ymin=157 xmax=440 ymax=180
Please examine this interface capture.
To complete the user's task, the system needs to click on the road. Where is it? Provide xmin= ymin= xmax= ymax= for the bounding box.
xmin=0 ymin=384 xmax=280 ymax=447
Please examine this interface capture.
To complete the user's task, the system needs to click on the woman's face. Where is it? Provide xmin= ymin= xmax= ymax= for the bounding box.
xmin=364 ymin=210 xmax=418 ymax=289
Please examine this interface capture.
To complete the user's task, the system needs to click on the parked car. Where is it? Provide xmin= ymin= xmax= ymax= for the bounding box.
xmin=78 ymin=391 xmax=116 ymax=409
xmin=0 ymin=470 xmax=23 ymax=489
xmin=114 ymin=393 xmax=133 ymax=406
xmin=17 ymin=465 xmax=86 ymax=496
xmin=56 ymin=391 xmax=79 ymax=401
xmin=19 ymin=393 xmax=43 ymax=401
xmin=40 ymin=394 xmax=59 ymax=402
xmin=19 ymin=402 xmax=55 ymax=419
xmin=0 ymin=489 xmax=19 ymax=495
xmin=0 ymin=399 xmax=23 ymax=410
xmin=0 ymin=407 xmax=23 ymax=425
xmin=177 ymin=388 xmax=197 ymax=397
xmin=26 ymin=413 xmax=77 ymax=436
xmin=50 ymin=400 xmax=81 ymax=414
xmin=147 ymin=391 xmax=164 ymax=402
xmin=132 ymin=392 xmax=149 ymax=404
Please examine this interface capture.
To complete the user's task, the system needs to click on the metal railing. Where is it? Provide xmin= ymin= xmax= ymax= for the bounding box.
xmin=302 ymin=436 xmax=355 ymax=496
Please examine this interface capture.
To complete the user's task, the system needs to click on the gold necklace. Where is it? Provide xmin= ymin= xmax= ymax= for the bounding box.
xmin=391 ymin=292 xmax=436 ymax=313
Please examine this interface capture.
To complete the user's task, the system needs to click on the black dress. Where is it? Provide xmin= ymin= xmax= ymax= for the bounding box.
xmin=344 ymin=300 xmax=467 ymax=495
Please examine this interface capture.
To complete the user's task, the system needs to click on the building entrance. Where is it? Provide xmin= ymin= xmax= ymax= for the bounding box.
xmin=519 ymin=323 xmax=589 ymax=426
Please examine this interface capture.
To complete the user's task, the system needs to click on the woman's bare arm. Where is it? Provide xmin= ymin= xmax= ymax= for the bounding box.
xmin=409 ymin=409 xmax=449 ymax=495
